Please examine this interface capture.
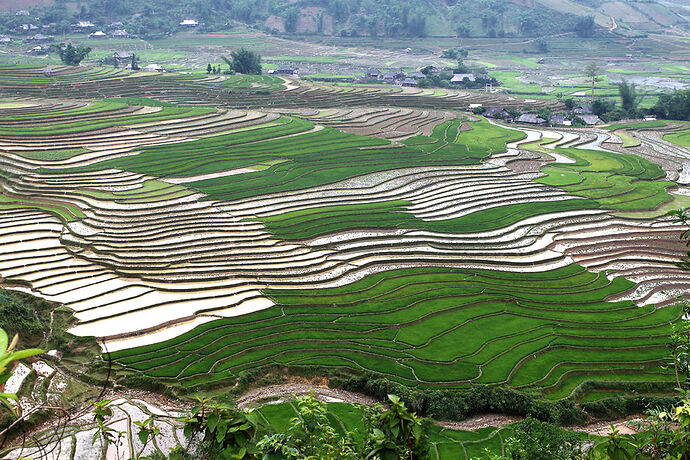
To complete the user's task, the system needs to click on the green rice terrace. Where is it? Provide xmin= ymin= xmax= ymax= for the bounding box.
xmin=0 ymin=64 xmax=690 ymax=459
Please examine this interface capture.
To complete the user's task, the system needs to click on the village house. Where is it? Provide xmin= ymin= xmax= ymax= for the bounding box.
xmin=406 ymin=72 xmax=425 ymax=79
xmin=17 ymin=24 xmax=39 ymax=33
xmin=484 ymin=107 xmax=513 ymax=121
xmin=515 ymin=113 xmax=547 ymax=125
xmin=273 ymin=65 xmax=298 ymax=75
xmin=27 ymin=45 xmax=49 ymax=55
xmin=550 ymin=114 xmax=572 ymax=126
xmin=365 ymin=68 xmax=382 ymax=79
xmin=15 ymin=10 xmax=29 ymax=16
xmin=578 ymin=114 xmax=603 ymax=125
xmin=26 ymin=34 xmax=52 ymax=43
xmin=382 ymin=68 xmax=405 ymax=81
xmin=143 ymin=64 xmax=165 ymax=72
xmin=89 ymin=31 xmax=107 ymax=39
xmin=111 ymin=29 xmax=132 ymax=39
xmin=401 ymin=78 xmax=418 ymax=87
xmin=0 ymin=35 xmax=11 ymax=43
xmin=574 ymin=105 xmax=593 ymax=115
xmin=72 ymin=21 xmax=95 ymax=31
xmin=179 ymin=19 xmax=199 ymax=27
xmin=111 ymin=51 xmax=133 ymax=67
xmin=451 ymin=73 xmax=476 ymax=84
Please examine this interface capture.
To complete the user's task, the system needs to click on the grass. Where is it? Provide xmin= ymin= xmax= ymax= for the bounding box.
xmin=0 ymin=105 xmax=216 ymax=136
xmin=603 ymin=121 xmax=668 ymax=130
xmin=488 ymin=71 xmax=543 ymax=94
xmin=535 ymin=147 xmax=673 ymax=211
xmin=111 ymin=265 xmax=678 ymax=396
xmin=50 ymin=117 xmax=527 ymax=203
xmin=254 ymin=399 xmax=522 ymax=459
xmin=13 ymin=148 xmax=90 ymax=161
xmin=664 ymin=129 xmax=690 ymax=147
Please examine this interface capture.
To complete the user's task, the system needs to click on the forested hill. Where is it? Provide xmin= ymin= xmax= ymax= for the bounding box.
xmin=0 ymin=0 xmax=687 ymax=38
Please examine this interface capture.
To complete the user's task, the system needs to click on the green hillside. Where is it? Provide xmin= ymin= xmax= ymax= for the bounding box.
xmin=0 ymin=0 xmax=686 ymax=38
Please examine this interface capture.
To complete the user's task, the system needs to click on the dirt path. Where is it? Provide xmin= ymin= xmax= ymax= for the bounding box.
xmin=237 ymin=383 xmax=377 ymax=408
xmin=236 ymin=384 xmax=646 ymax=436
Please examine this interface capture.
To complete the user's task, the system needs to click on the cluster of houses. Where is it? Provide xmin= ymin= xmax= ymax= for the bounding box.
xmin=364 ymin=68 xmax=430 ymax=87
xmin=1 ymin=15 xmax=202 ymax=45
xmin=268 ymin=65 xmax=299 ymax=76
xmin=103 ymin=51 xmax=165 ymax=72
xmin=482 ymin=105 xmax=604 ymax=127
xmin=363 ymin=67 xmax=493 ymax=88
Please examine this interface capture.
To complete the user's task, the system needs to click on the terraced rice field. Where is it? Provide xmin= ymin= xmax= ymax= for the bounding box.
xmin=0 ymin=66 xmax=689 ymax=399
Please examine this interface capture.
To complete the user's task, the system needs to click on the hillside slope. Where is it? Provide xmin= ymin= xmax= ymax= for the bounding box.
xmin=0 ymin=0 xmax=686 ymax=39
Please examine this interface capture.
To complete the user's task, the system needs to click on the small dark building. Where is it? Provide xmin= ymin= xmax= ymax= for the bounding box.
xmin=383 ymin=68 xmax=405 ymax=80
xmin=274 ymin=65 xmax=297 ymax=75
xmin=578 ymin=114 xmax=602 ymax=125
xmin=515 ymin=113 xmax=546 ymax=125
xmin=574 ymin=105 xmax=593 ymax=115
xmin=110 ymin=51 xmax=133 ymax=67
xmin=401 ymin=78 xmax=418 ymax=87
xmin=27 ymin=45 xmax=50 ymax=55
xmin=550 ymin=114 xmax=572 ymax=126
xmin=484 ymin=107 xmax=513 ymax=121
xmin=27 ymin=34 xmax=52 ymax=43
xmin=111 ymin=29 xmax=132 ymax=39
xmin=365 ymin=68 xmax=382 ymax=79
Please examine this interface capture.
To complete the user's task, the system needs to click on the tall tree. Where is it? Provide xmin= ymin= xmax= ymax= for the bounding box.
xmin=228 ymin=48 xmax=262 ymax=75
xmin=585 ymin=62 xmax=600 ymax=103
xmin=617 ymin=79 xmax=643 ymax=114
xmin=51 ymin=43 xmax=91 ymax=66
xmin=575 ymin=15 xmax=595 ymax=38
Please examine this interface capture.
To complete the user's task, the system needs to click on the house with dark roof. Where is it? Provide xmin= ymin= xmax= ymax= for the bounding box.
xmin=574 ymin=105 xmax=593 ymax=115
xmin=515 ymin=113 xmax=546 ymax=125
xmin=365 ymin=68 xmax=382 ymax=79
xmin=382 ymin=68 xmax=405 ymax=81
xmin=451 ymin=73 xmax=476 ymax=84
xmin=401 ymin=78 xmax=418 ymax=87
xmin=89 ymin=31 xmax=107 ymax=39
xmin=27 ymin=34 xmax=52 ymax=42
xmin=110 ymin=51 xmax=133 ymax=67
xmin=550 ymin=114 xmax=572 ymax=126
xmin=273 ymin=65 xmax=297 ymax=75
xmin=578 ymin=114 xmax=602 ymax=125
xmin=484 ymin=107 xmax=513 ymax=121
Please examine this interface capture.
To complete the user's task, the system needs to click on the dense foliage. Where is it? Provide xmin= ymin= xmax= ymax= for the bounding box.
xmin=651 ymin=89 xmax=690 ymax=121
xmin=0 ymin=0 xmax=596 ymax=38
xmin=332 ymin=373 xmax=588 ymax=426
xmin=52 ymin=43 xmax=92 ymax=66
xmin=176 ymin=393 xmax=427 ymax=459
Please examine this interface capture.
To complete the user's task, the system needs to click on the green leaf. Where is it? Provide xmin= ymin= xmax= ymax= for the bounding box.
xmin=207 ymin=413 xmax=220 ymax=433
xmin=138 ymin=429 xmax=150 ymax=445
xmin=0 ymin=330 xmax=7 ymax=355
